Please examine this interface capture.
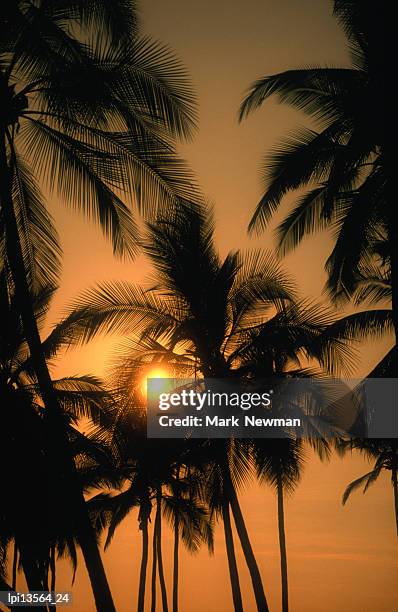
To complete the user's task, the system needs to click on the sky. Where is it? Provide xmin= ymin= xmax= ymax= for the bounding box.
xmin=36 ymin=1 xmax=397 ymax=610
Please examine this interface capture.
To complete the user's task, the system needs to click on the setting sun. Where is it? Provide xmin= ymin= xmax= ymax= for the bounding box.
xmin=140 ymin=366 xmax=171 ymax=397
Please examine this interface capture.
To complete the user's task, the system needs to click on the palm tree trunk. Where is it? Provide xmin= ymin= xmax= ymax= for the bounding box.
xmin=151 ymin=518 xmax=157 ymax=612
xmin=44 ymin=557 xmax=50 ymax=593
xmin=224 ymin=467 xmax=269 ymax=612
xmin=138 ymin=503 xmax=149 ymax=612
xmin=50 ymin=545 xmax=56 ymax=591
xmin=49 ymin=546 xmax=57 ymax=612
xmin=172 ymin=515 xmax=179 ymax=612
xmin=156 ymin=490 xmax=169 ymax=612
xmin=392 ymin=465 xmax=398 ymax=536
xmin=221 ymin=499 xmax=243 ymax=612
xmin=12 ymin=541 xmax=18 ymax=590
xmin=277 ymin=473 xmax=289 ymax=612
xmin=0 ymin=135 xmax=115 ymax=612
xmin=173 ymin=466 xmax=181 ymax=612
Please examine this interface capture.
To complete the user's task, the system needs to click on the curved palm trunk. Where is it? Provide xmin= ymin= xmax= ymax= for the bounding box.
xmin=151 ymin=517 xmax=157 ymax=612
xmin=277 ymin=473 xmax=289 ymax=612
xmin=392 ymin=466 xmax=398 ymax=536
xmin=0 ymin=136 xmax=115 ymax=612
xmin=156 ymin=490 xmax=169 ymax=612
xmin=138 ymin=501 xmax=150 ymax=612
xmin=172 ymin=515 xmax=179 ymax=612
xmin=224 ymin=467 xmax=269 ymax=612
xmin=221 ymin=499 xmax=244 ymax=612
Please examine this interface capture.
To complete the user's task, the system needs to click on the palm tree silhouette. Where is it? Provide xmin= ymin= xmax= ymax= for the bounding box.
xmin=0 ymin=267 xmax=118 ymax=609
xmin=86 ymin=402 xmax=213 ymax=612
xmin=342 ymin=439 xmax=398 ymax=536
xmin=253 ymin=438 xmax=305 ymax=612
xmin=0 ymin=2 xmax=198 ymax=609
xmin=237 ymin=294 xmax=350 ymax=612
xmin=239 ymin=2 xmax=394 ymax=343
xmin=167 ymin=466 xmax=214 ymax=612
xmin=65 ymin=201 xmax=358 ymax=610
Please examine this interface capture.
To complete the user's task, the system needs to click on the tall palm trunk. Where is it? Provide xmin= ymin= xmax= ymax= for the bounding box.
xmin=224 ymin=466 xmax=269 ymax=612
xmin=138 ymin=501 xmax=150 ymax=612
xmin=277 ymin=472 xmax=289 ymax=612
xmin=156 ymin=489 xmax=169 ymax=612
xmin=151 ymin=516 xmax=157 ymax=612
xmin=172 ymin=514 xmax=179 ymax=612
xmin=392 ymin=465 xmax=398 ymax=536
xmin=173 ymin=465 xmax=181 ymax=612
xmin=0 ymin=135 xmax=115 ymax=612
xmin=221 ymin=498 xmax=243 ymax=612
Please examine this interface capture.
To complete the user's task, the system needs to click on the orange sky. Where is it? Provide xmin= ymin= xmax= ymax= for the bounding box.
xmin=37 ymin=1 xmax=397 ymax=610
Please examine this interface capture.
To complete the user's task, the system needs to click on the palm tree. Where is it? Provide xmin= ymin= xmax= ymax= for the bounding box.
xmin=0 ymin=2 xmax=198 ymax=608
xmin=166 ymin=470 xmax=214 ymax=612
xmin=239 ymin=2 xmax=394 ymax=342
xmin=86 ymin=404 xmax=213 ymax=612
xmin=342 ymin=439 xmax=398 ymax=535
xmin=64 ymin=201 xmax=356 ymax=610
xmin=0 ymin=266 xmax=119 ymax=608
xmin=253 ymin=439 xmax=305 ymax=612
xmin=235 ymin=293 xmax=348 ymax=612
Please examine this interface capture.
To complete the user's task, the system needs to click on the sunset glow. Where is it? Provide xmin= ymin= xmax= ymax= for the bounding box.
xmin=140 ymin=366 xmax=171 ymax=397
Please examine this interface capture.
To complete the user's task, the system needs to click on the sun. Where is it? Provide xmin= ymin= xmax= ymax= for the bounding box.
xmin=140 ymin=366 xmax=172 ymax=398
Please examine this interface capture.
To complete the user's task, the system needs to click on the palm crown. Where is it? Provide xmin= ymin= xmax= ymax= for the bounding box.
xmin=239 ymin=0 xmax=388 ymax=304
xmin=65 ymin=203 xmax=355 ymax=385
xmin=1 ymin=0 xmax=198 ymax=290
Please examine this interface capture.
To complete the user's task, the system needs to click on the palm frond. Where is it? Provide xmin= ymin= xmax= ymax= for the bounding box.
xmin=240 ymin=67 xmax=363 ymax=123
xmin=64 ymin=282 xmax=177 ymax=344
xmin=342 ymin=465 xmax=382 ymax=504
xmin=115 ymin=36 xmax=198 ymax=142
xmin=11 ymin=149 xmax=62 ymax=289
xmin=52 ymin=375 xmax=116 ymax=427
xmin=325 ymin=166 xmax=386 ymax=302
xmin=324 ymin=310 xmax=393 ymax=343
xmin=248 ymin=128 xmax=342 ymax=233
xmin=20 ymin=118 xmax=140 ymax=258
